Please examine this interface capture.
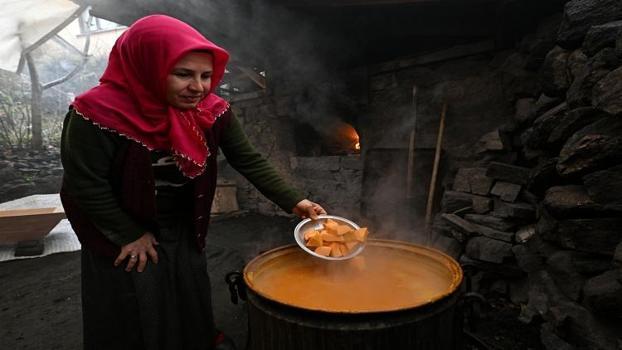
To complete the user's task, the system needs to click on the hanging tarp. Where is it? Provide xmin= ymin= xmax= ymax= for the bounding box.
xmin=0 ymin=0 xmax=81 ymax=72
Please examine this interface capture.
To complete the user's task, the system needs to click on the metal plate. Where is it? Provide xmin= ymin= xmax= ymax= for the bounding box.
xmin=293 ymin=214 xmax=365 ymax=260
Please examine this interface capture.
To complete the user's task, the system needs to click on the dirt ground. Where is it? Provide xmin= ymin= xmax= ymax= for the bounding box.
xmin=0 ymin=213 xmax=542 ymax=350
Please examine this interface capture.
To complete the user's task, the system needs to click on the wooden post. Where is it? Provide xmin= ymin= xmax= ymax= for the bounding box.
xmin=406 ymin=85 xmax=417 ymax=199
xmin=424 ymin=101 xmax=447 ymax=242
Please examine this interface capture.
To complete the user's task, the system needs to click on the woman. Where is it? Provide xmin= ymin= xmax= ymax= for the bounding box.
xmin=60 ymin=15 xmax=325 ymax=350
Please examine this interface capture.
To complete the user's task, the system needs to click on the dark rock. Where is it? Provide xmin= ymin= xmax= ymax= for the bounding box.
xmin=475 ymin=129 xmax=509 ymax=153
xmin=509 ymin=277 xmax=529 ymax=304
xmin=520 ymin=14 xmax=563 ymax=69
xmin=431 ymin=234 xmax=463 ymax=259
xmin=441 ymin=213 xmax=478 ymax=235
xmin=613 ymin=242 xmax=622 ymax=267
xmin=441 ymin=191 xmax=490 ymax=213
xmin=459 ymin=254 xmax=524 ymax=278
xmin=572 ymin=252 xmax=613 ymax=276
xmin=540 ymin=46 xmax=571 ymax=97
xmin=582 ymin=20 xmax=622 ymax=56
xmin=499 ymin=52 xmax=542 ymax=97
xmin=557 ymin=116 xmax=622 ymax=177
xmin=516 ymin=224 xmax=537 ymax=243
xmin=557 ymin=0 xmax=622 ymax=49
xmin=473 ymin=224 xmax=514 ymax=243
xmin=548 ymin=300 xmax=619 ymax=350
xmin=521 ymin=102 xmax=568 ymax=151
xmin=0 ymin=182 xmax=36 ymax=201
xmin=540 ymin=322 xmax=576 ymax=350
xmin=14 ymin=239 xmax=45 ymax=257
xmin=528 ymin=157 xmax=562 ymax=196
xmin=583 ymin=164 xmax=622 ymax=211
xmin=583 ymin=270 xmax=622 ymax=317
xmin=558 ymin=218 xmax=622 ymax=255
xmin=486 ymin=162 xmax=531 ymax=185
xmin=432 ymin=214 xmax=454 ymax=238
xmin=547 ymin=251 xmax=586 ymax=301
xmin=537 ymin=207 xmax=559 ymax=243
xmin=490 ymin=181 xmax=522 ymax=202
xmin=547 ymin=107 xmax=606 ymax=149
xmin=567 ymin=49 xmax=589 ymax=81
xmin=452 ymin=168 xmax=493 ymax=195
xmin=543 ymin=185 xmax=601 ymax=217
xmin=519 ymin=270 xmax=567 ymax=323
xmin=514 ymin=97 xmax=536 ymax=124
xmin=493 ymin=200 xmax=536 ymax=221
xmin=566 ymin=65 xmax=608 ymax=108
xmin=464 ymin=214 xmax=517 ymax=231
xmin=535 ymin=94 xmax=564 ymax=116
xmin=471 ymin=196 xmax=492 ymax=214
xmin=465 ymin=236 xmax=513 ymax=264
xmin=513 ymin=244 xmax=544 ymax=273
xmin=593 ymin=66 xmax=622 ymax=115
xmin=0 ymin=166 xmax=19 ymax=182
xmin=489 ymin=279 xmax=508 ymax=295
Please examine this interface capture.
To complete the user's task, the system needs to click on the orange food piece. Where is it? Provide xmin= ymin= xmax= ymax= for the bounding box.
xmin=320 ymin=232 xmax=344 ymax=242
xmin=306 ymin=234 xmax=323 ymax=247
xmin=304 ymin=222 xmax=370 ymax=258
xmin=338 ymin=243 xmax=350 ymax=256
xmin=304 ymin=230 xmax=318 ymax=240
xmin=335 ymin=225 xmax=352 ymax=236
xmin=354 ymin=227 xmax=368 ymax=242
xmin=345 ymin=241 xmax=359 ymax=251
xmin=324 ymin=219 xmax=340 ymax=234
xmin=329 ymin=243 xmax=343 ymax=257
xmin=314 ymin=246 xmax=332 ymax=256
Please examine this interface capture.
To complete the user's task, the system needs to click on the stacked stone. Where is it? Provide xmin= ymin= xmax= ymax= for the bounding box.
xmin=435 ymin=1 xmax=622 ymax=348
xmin=0 ymin=147 xmax=63 ymax=203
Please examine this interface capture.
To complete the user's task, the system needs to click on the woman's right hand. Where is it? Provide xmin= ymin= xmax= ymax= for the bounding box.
xmin=114 ymin=232 xmax=159 ymax=272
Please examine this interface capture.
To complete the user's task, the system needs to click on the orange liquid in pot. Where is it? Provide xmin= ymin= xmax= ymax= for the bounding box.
xmin=247 ymin=244 xmax=458 ymax=313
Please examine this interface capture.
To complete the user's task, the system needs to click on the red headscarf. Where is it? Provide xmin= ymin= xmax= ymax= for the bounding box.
xmin=72 ymin=15 xmax=230 ymax=178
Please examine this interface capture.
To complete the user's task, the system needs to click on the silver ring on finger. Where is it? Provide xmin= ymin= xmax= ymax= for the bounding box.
xmin=130 ymin=255 xmax=137 ymax=259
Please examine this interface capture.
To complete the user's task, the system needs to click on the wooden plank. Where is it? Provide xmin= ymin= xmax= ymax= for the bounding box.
xmin=0 ymin=207 xmax=65 ymax=244
xmin=236 ymin=66 xmax=267 ymax=90
xmin=370 ymin=40 xmax=495 ymax=75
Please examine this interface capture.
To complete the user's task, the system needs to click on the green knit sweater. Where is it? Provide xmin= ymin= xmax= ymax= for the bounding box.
xmin=61 ymin=109 xmax=304 ymax=246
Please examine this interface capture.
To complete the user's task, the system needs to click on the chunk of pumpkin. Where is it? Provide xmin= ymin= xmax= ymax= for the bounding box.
xmin=304 ymin=230 xmax=319 ymax=240
xmin=338 ymin=243 xmax=350 ymax=256
xmin=335 ymin=224 xmax=352 ymax=236
xmin=329 ymin=243 xmax=343 ymax=257
xmin=314 ymin=246 xmax=332 ymax=257
xmin=320 ymin=232 xmax=344 ymax=242
xmin=345 ymin=240 xmax=359 ymax=251
xmin=323 ymin=219 xmax=340 ymax=234
xmin=306 ymin=234 xmax=323 ymax=247
xmin=354 ymin=227 xmax=368 ymax=242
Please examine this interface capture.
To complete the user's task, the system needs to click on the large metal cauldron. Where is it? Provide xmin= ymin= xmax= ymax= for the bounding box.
xmin=236 ymin=239 xmax=463 ymax=350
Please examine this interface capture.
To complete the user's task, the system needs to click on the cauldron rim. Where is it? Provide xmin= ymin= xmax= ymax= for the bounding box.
xmin=243 ymin=238 xmax=464 ymax=315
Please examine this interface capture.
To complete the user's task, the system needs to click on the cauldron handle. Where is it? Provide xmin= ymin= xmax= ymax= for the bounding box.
xmin=225 ymin=271 xmax=247 ymax=305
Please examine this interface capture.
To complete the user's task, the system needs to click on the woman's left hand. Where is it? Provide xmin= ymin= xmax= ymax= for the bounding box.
xmin=292 ymin=199 xmax=327 ymax=220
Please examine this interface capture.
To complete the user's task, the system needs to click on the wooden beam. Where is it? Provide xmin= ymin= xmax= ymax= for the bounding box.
xmin=235 ymin=66 xmax=267 ymax=90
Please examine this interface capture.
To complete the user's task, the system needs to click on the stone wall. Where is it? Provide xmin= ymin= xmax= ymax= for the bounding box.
xmin=432 ymin=1 xmax=622 ymax=348
xmin=223 ymin=93 xmax=364 ymax=217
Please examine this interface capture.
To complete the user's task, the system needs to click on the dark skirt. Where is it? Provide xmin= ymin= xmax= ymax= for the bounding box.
xmin=81 ymin=221 xmax=216 ymax=350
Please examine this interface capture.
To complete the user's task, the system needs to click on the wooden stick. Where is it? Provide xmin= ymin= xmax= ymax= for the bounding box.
xmin=406 ymin=85 xmax=418 ymax=199
xmin=424 ymin=101 xmax=447 ymax=241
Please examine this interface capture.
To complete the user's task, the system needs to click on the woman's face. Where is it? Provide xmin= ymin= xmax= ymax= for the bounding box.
xmin=165 ymin=52 xmax=214 ymax=110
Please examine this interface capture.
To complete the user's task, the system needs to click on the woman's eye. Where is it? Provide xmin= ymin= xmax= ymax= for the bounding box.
xmin=174 ymin=72 xmax=190 ymax=78
xmin=201 ymin=74 xmax=212 ymax=80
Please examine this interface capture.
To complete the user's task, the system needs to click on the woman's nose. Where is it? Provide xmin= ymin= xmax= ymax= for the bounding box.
xmin=188 ymin=77 xmax=203 ymax=92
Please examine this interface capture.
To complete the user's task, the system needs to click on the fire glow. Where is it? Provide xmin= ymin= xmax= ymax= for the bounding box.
xmin=335 ymin=122 xmax=360 ymax=154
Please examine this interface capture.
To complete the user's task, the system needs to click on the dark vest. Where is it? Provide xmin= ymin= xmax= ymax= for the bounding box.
xmin=60 ymin=110 xmax=232 ymax=257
